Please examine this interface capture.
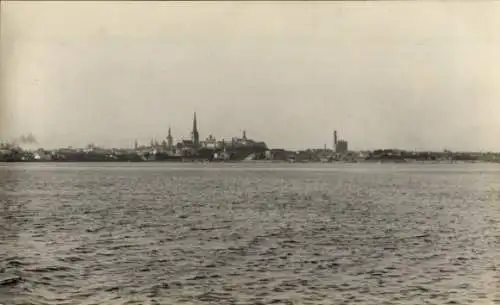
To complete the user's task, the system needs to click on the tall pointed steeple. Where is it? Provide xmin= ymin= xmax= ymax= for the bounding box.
xmin=167 ymin=126 xmax=173 ymax=148
xmin=192 ymin=112 xmax=199 ymax=147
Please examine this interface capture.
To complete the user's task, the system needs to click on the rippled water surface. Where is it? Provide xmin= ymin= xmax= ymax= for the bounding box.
xmin=1 ymin=163 xmax=499 ymax=305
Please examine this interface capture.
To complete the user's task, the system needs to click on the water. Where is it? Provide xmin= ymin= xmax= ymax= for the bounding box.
xmin=1 ymin=162 xmax=499 ymax=305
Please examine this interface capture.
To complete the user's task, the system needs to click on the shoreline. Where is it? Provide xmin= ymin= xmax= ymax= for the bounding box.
xmin=1 ymin=160 xmax=498 ymax=164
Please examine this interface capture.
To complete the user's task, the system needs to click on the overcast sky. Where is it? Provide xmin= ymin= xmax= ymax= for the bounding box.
xmin=1 ymin=1 xmax=499 ymax=151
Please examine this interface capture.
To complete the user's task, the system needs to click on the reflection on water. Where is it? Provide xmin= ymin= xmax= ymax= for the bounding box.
xmin=1 ymin=163 xmax=499 ymax=305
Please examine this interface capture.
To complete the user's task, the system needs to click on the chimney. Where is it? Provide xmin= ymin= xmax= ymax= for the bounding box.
xmin=333 ymin=130 xmax=338 ymax=151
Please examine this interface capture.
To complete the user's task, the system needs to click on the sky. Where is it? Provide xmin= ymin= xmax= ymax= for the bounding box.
xmin=1 ymin=1 xmax=500 ymax=151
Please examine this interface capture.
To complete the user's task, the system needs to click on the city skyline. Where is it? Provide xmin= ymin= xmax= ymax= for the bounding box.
xmin=2 ymin=2 xmax=500 ymax=151
xmin=0 ymin=111 xmax=346 ymax=152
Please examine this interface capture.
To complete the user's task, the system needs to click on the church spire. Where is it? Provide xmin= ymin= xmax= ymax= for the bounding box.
xmin=192 ymin=112 xmax=199 ymax=147
xmin=167 ymin=126 xmax=173 ymax=148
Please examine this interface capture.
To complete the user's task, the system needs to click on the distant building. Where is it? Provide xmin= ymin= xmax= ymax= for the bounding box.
xmin=203 ymin=134 xmax=217 ymax=149
xmin=57 ymin=147 xmax=79 ymax=154
xmin=217 ymin=131 xmax=267 ymax=150
xmin=336 ymin=140 xmax=348 ymax=154
xmin=333 ymin=129 xmax=348 ymax=154
xmin=34 ymin=150 xmax=52 ymax=161
xmin=176 ymin=139 xmax=197 ymax=156
xmin=167 ymin=127 xmax=173 ymax=149
xmin=192 ymin=112 xmax=199 ymax=148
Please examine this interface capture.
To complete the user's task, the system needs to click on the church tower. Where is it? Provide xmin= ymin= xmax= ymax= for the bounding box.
xmin=192 ymin=112 xmax=199 ymax=147
xmin=167 ymin=126 xmax=173 ymax=148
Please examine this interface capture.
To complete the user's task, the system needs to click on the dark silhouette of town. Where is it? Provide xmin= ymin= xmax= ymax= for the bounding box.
xmin=1 ymin=113 xmax=498 ymax=163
